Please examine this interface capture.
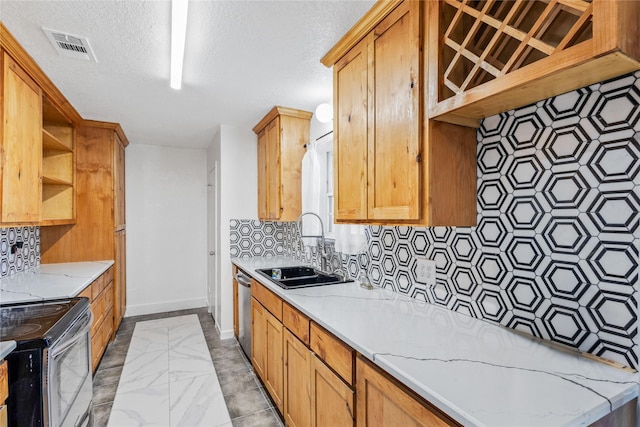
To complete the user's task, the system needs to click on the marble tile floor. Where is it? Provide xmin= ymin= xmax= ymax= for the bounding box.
xmin=91 ymin=307 xmax=283 ymax=427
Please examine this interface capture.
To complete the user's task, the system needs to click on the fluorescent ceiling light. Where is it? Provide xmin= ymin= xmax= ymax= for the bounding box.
xmin=170 ymin=0 xmax=189 ymax=89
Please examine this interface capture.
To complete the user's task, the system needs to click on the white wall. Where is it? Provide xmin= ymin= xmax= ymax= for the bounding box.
xmin=208 ymin=125 xmax=257 ymax=338
xmin=126 ymin=144 xmax=208 ymax=316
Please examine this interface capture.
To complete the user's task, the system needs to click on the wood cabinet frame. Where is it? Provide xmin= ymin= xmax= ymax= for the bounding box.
xmin=329 ymin=1 xmax=477 ymax=226
xmin=253 ymin=106 xmax=312 ymax=222
xmin=426 ymin=0 xmax=640 ymax=127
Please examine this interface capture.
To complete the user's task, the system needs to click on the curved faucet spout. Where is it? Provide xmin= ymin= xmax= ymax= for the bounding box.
xmin=296 ymin=212 xmax=329 ymax=272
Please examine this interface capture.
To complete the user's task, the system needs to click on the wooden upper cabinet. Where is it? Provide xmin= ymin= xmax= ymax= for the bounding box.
xmin=1 ymin=25 xmax=79 ymax=226
xmin=265 ymin=118 xmax=281 ymax=220
xmin=335 ymin=39 xmax=368 ymax=221
xmin=369 ymin=1 xmax=421 ymax=221
xmin=114 ymin=133 xmax=126 ymax=231
xmin=256 ymin=128 xmax=269 ymax=219
xmin=1 ymin=52 xmax=42 ymax=224
xmin=253 ymin=106 xmax=312 ymax=222
xmin=334 ymin=2 xmax=422 ymax=223
xmin=429 ymin=0 xmax=640 ymax=126
xmin=326 ymin=0 xmax=477 ymax=226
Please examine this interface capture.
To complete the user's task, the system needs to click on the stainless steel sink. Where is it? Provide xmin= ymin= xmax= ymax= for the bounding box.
xmin=256 ymin=266 xmax=352 ymax=289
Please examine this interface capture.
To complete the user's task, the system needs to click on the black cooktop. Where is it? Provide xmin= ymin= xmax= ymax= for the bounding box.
xmin=0 ymin=298 xmax=90 ymax=350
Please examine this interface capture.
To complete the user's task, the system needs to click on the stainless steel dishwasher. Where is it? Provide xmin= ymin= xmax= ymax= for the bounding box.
xmin=236 ymin=271 xmax=252 ymax=357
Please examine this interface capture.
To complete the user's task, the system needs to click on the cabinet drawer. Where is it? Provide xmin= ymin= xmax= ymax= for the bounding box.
xmin=310 ymin=322 xmax=354 ymax=386
xmin=103 ymin=307 xmax=114 ymax=345
xmin=90 ymin=293 xmax=106 ymax=336
xmin=92 ymin=267 xmax=114 ymax=300
xmin=78 ymin=285 xmax=92 ymax=301
xmin=91 ymin=330 xmax=103 ymax=370
xmin=0 ymin=360 xmax=7 ymax=404
xmin=252 ymin=279 xmax=282 ymax=321
xmin=356 ymin=356 xmax=458 ymax=427
xmin=91 ymin=274 xmax=104 ymax=300
xmin=283 ymin=302 xmax=310 ymax=346
xmin=103 ymin=281 xmax=114 ymax=312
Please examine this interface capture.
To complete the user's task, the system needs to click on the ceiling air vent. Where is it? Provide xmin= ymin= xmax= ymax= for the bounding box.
xmin=42 ymin=28 xmax=97 ymax=62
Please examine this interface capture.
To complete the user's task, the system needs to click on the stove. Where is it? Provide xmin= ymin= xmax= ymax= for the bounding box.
xmin=1 ymin=298 xmax=93 ymax=427
xmin=1 ymin=299 xmax=86 ymax=349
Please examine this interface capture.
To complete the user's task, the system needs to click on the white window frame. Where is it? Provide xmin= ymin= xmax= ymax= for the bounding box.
xmin=315 ymin=132 xmax=334 ymax=239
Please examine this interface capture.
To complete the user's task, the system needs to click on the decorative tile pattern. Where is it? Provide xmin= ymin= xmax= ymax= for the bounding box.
xmin=0 ymin=226 xmax=40 ymax=277
xmin=230 ymin=71 xmax=640 ymax=370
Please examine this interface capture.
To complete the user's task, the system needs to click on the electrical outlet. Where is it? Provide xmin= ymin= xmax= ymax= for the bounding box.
xmin=415 ymin=257 xmax=436 ymax=287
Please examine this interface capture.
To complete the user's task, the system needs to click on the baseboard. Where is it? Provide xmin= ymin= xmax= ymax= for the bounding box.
xmin=216 ymin=322 xmax=235 ymax=340
xmin=125 ymin=297 xmax=207 ymax=317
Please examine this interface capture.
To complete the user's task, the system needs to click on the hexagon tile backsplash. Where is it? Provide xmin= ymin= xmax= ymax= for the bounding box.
xmin=231 ymin=71 xmax=640 ymax=370
xmin=0 ymin=226 xmax=40 ymax=278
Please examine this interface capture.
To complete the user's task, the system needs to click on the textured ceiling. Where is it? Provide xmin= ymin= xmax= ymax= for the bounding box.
xmin=0 ymin=0 xmax=374 ymax=148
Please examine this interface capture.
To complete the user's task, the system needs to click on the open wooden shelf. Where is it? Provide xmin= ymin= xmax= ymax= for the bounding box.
xmin=42 ymin=128 xmax=72 ymax=152
xmin=42 ymin=183 xmax=74 ymax=221
xmin=41 ymin=96 xmax=75 ymax=223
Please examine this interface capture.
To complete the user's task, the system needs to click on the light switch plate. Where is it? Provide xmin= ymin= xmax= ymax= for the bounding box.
xmin=415 ymin=257 xmax=436 ymax=287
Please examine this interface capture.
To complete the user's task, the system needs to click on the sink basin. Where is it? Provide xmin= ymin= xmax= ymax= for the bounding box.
xmin=256 ymin=266 xmax=352 ymax=289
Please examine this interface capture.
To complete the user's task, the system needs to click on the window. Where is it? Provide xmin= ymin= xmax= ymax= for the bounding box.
xmin=315 ymin=132 xmax=334 ymax=238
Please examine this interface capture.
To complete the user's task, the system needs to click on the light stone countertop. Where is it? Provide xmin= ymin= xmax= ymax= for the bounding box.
xmin=0 ymin=341 xmax=16 ymax=359
xmin=232 ymin=256 xmax=639 ymax=427
xmin=0 ymin=261 xmax=114 ymax=304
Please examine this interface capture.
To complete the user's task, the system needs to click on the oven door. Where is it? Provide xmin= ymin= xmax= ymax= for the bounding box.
xmin=47 ymin=309 xmax=93 ymax=427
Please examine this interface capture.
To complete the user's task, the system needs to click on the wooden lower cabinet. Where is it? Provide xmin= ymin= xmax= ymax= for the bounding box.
xmin=78 ymin=266 xmax=115 ymax=372
xmin=114 ymin=229 xmax=126 ymax=332
xmin=311 ymin=353 xmax=355 ymax=427
xmin=0 ymin=360 xmax=8 ymax=427
xmin=284 ymin=330 xmax=311 ymax=427
xmin=284 ymin=329 xmax=355 ymax=427
xmin=247 ymin=271 xmax=457 ymax=427
xmin=356 ymin=356 xmax=457 ymax=427
xmin=251 ymin=298 xmax=267 ymax=380
xmin=265 ymin=308 xmax=284 ymax=413
xmin=251 ymin=296 xmax=284 ymax=413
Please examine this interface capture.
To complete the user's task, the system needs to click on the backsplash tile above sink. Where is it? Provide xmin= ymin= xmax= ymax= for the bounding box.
xmin=0 ymin=226 xmax=40 ymax=278
xmin=231 ymin=71 xmax=640 ymax=370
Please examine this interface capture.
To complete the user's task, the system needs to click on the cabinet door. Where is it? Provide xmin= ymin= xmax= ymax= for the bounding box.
xmin=368 ymin=1 xmax=421 ymax=221
xmin=114 ymin=134 xmax=125 ymax=231
xmin=114 ymin=230 xmax=126 ymax=333
xmin=311 ymin=353 xmax=354 ymax=427
xmin=284 ymin=330 xmax=311 ymax=427
xmin=356 ymin=357 xmax=454 ymax=427
xmin=265 ymin=308 xmax=284 ymax=413
xmin=233 ymin=274 xmax=239 ymax=338
xmin=256 ymin=128 xmax=269 ymax=220
xmin=334 ymin=38 xmax=369 ymax=221
xmin=1 ymin=53 xmax=42 ymax=223
xmin=251 ymin=298 xmax=267 ymax=380
xmin=265 ymin=118 xmax=281 ymax=220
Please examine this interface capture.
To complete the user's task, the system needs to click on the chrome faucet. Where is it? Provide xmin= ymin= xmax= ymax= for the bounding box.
xmin=296 ymin=212 xmax=330 ymax=272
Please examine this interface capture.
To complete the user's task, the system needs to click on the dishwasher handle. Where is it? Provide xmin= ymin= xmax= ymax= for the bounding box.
xmin=236 ymin=272 xmax=251 ymax=287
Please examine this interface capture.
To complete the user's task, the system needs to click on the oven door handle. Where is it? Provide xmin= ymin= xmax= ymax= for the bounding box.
xmin=50 ymin=311 xmax=94 ymax=358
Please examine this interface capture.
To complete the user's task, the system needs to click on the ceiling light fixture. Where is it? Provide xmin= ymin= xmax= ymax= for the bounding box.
xmin=170 ymin=0 xmax=189 ymax=90
xmin=315 ymin=103 xmax=333 ymax=123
